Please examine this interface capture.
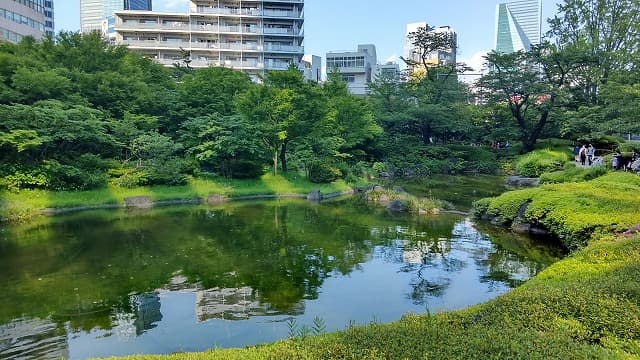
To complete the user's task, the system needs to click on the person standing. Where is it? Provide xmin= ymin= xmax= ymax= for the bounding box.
xmin=586 ymin=144 xmax=596 ymax=165
xmin=573 ymin=143 xmax=581 ymax=162
xmin=579 ymin=145 xmax=587 ymax=166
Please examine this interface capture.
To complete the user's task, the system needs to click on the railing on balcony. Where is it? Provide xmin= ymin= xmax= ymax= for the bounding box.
xmin=264 ymin=60 xmax=293 ymax=70
xmin=263 ymin=27 xmax=299 ymax=35
xmin=194 ymin=6 xmax=301 ymax=18
xmin=263 ymin=43 xmax=303 ymax=53
xmin=123 ymin=39 xmax=189 ymax=48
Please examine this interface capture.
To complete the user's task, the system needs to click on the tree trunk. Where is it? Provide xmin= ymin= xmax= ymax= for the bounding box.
xmin=280 ymin=140 xmax=288 ymax=173
xmin=273 ymin=150 xmax=278 ymax=176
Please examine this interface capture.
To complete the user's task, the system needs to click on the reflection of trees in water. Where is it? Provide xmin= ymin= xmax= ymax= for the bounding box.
xmin=0 ymin=202 xmax=562 ymax=351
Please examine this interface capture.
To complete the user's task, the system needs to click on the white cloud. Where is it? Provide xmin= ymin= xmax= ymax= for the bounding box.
xmin=458 ymin=51 xmax=489 ymax=84
xmin=383 ymin=54 xmax=399 ymax=64
xmin=460 ymin=51 xmax=489 ymax=72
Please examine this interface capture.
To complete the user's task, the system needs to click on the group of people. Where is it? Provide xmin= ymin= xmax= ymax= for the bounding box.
xmin=574 ymin=144 xmax=596 ymax=166
xmin=612 ymin=150 xmax=639 ymax=171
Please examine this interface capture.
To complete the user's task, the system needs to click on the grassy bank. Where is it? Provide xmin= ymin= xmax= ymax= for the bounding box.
xmin=0 ymin=174 xmax=352 ymax=222
xmin=474 ymin=172 xmax=640 ymax=250
xmin=105 ymin=172 xmax=640 ymax=359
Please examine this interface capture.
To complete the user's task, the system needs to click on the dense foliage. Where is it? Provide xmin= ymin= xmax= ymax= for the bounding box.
xmin=0 ymin=34 xmax=382 ymax=190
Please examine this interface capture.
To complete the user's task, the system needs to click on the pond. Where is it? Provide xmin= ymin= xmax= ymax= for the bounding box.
xmin=0 ymin=198 xmax=564 ymax=359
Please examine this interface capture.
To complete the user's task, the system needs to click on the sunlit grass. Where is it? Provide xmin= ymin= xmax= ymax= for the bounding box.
xmin=0 ymin=174 xmax=352 ymax=222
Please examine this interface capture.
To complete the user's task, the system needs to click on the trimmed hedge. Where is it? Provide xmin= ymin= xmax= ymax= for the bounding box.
xmin=515 ymin=149 xmax=570 ymax=177
xmin=474 ymin=172 xmax=640 ymax=250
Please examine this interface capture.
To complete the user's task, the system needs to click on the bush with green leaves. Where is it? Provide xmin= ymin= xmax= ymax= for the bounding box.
xmin=539 ymin=163 xmax=609 ymax=184
xmin=474 ymin=172 xmax=640 ymax=250
xmin=515 ymin=149 xmax=569 ymax=177
xmin=308 ymin=161 xmax=343 ymax=183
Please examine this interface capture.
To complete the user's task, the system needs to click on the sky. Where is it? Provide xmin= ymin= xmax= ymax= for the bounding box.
xmin=55 ymin=0 xmax=562 ymax=72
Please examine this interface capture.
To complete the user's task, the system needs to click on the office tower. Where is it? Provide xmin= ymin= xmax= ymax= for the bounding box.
xmin=44 ymin=0 xmax=54 ymax=37
xmin=0 ymin=0 xmax=48 ymax=42
xmin=326 ymin=44 xmax=377 ymax=95
xmin=404 ymin=22 xmax=457 ymax=71
xmin=114 ymin=0 xmax=304 ymax=79
xmin=81 ymin=0 xmax=152 ymax=33
xmin=494 ymin=0 xmax=542 ymax=53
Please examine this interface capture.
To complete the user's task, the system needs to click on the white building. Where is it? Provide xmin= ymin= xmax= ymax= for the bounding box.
xmin=375 ymin=61 xmax=400 ymax=80
xmin=113 ymin=0 xmax=304 ymax=78
xmin=301 ymin=54 xmax=321 ymax=82
xmin=404 ymin=22 xmax=457 ymax=70
xmin=326 ymin=44 xmax=377 ymax=95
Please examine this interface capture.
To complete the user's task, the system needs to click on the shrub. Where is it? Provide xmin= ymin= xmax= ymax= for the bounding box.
xmin=224 ymin=159 xmax=265 ymax=179
xmin=540 ymin=164 xmax=609 ymax=184
xmin=515 ymin=150 xmax=569 ymax=177
xmin=474 ymin=172 xmax=640 ymax=250
xmin=108 ymin=167 xmax=149 ymax=188
xmin=308 ymin=161 xmax=342 ymax=183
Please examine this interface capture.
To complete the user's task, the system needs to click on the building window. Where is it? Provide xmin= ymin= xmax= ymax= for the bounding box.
xmin=341 ymin=74 xmax=355 ymax=83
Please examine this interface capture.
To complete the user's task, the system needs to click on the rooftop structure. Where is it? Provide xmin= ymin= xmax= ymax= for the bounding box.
xmin=494 ymin=0 xmax=542 ymax=53
xmin=326 ymin=44 xmax=377 ymax=95
xmin=114 ymin=0 xmax=304 ymax=78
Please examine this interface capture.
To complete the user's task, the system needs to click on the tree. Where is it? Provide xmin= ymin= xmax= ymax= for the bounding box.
xmin=179 ymin=114 xmax=267 ymax=178
xmin=478 ymin=44 xmax=577 ymax=152
xmin=236 ymin=66 xmax=327 ymax=175
xmin=548 ymin=0 xmax=640 ymax=105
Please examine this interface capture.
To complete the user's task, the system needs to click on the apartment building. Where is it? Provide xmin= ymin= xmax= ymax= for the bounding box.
xmin=0 ymin=0 xmax=48 ymax=42
xmin=495 ymin=0 xmax=542 ymax=53
xmin=326 ymin=44 xmax=377 ymax=95
xmin=114 ymin=0 xmax=304 ymax=78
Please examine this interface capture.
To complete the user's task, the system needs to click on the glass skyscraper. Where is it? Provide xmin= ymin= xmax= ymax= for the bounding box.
xmin=494 ymin=0 xmax=542 ymax=53
xmin=81 ymin=0 xmax=151 ymax=33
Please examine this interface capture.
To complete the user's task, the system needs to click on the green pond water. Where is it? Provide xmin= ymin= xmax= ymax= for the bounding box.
xmin=0 ymin=196 xmax=564 ymax=359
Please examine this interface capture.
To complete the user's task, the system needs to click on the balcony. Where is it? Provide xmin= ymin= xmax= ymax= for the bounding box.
xmin=195 ymin=7 xmax=261 ymax=16
xmin=265 ymin=60 xmax=294 ymax=70
xmin=263 ymin=43 xmax=303 ymax=53
xmin=263 ymin=27 xmax=300 ymax=35
xmin=123 ymin=39 xmax=189 ymax=49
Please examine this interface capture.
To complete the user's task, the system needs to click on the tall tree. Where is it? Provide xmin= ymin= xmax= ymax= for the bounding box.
xmin=548 ymin=0 xmax=640 ymax=104
xmin=478 ymin=44 xmax=577 ymax=152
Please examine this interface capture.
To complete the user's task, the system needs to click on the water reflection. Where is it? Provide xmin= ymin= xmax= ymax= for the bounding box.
xmin=0 ymin=199 xmax=564 ymax=358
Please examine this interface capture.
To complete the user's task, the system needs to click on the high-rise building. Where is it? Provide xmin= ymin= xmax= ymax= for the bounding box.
xmin=114 ymin=0 xmax=304 ymax=79
xmin=0 ymin=0 xmax=48 ymax=42
xmin=494 ymin=0 xmax=542 ymax=53
xmin=81 ymin=0 xmax=152 ymax=33
xmin=43 ymin=0 xmax=53 ymax=37
xmin=404 ymin=22 xmax=457 ymax=71
xmin=326 ymin=44 xmax=377 ymax=95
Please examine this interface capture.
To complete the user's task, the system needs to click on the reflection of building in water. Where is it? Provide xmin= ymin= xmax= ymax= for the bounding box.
xmin=0 ymin=317 xmax=68 ymax=359
xmin=401 ymin=239 xmax=451 ymax=264
xmin=112 ymin=292 xmax=162 ymax=340
xmin=196 ymin=287 xmax=304 ymax=322
xmin=131 ymin=292 xmax=162 ymax=334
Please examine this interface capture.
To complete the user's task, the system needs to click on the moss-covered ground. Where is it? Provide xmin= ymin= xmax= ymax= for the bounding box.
xmin=104 ymin=172 xmax=640 ymax=359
